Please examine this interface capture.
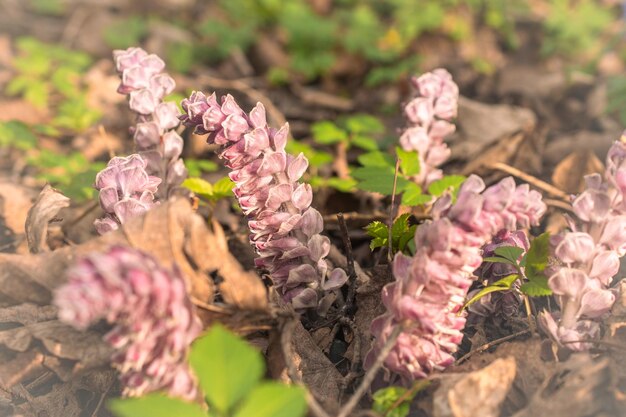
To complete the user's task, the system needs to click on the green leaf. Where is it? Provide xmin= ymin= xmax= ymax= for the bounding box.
xmin=326 ymin=177 xmax=357 ymax=192
xmin=494 ymin=246 xmax=525 ymax=264
xmin=103 ymin=16 xmax=148 ymax=49
xmin=189 ymin=324 xmax=264 ymax=414
xmin=463 ymin=274 xmax=519 ymax=310
xmin=482 ymin=256 xmax=519 ymax=268
xmin=311 ymin=121 xmax=348 ymax=145
xmin=391 ymin=213 xmax=417 ymax=253
xmin=352 ymin=166 xmax=409 ymax=195
xmin=372 ymin=386 xmax=410 ymax=417
xmin=427 ymin=175 xmax=466 ymax=197
xmin=520 ymin=277 xmax=552 ymax=297
xmin=108 ymin=394 xmax=208 ymax=417
xmin=211 ymin=177 xmax=235 ymax=199
xmin=524 ymin=232 xmax=550 ymax=277
xmin=401 ymin=182 xmax=431 ymax=206
xmin=0 ymin=121 xmax=38 ymax=150
xmin=185 ymin=159 xmax=218 ymax=177
xmin=365 ymin=221 xmax=388 ymax=250
xmin=351 ymin=135 xmax=379 ymax=151
xmin=182 ymin=178 xmax=213 ymax=199
xmin=233 ymin=382 xmax=307 ymax=417
xmin=344 ymin=114 xmax=385 ymax=135
xmin=357 ymin=151 xmax=394 ymax=168
xmin=286 ymin=141 xmax=332 ymax=168
xmin=395 ymin=147 xmax=420 ymax=177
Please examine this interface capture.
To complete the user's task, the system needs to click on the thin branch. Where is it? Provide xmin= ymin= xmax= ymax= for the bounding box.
xmin=388 ymin=159 xmax=401 ymax=264
xmin=336 ymin=325 xmax=403 ymax=417
xmin=489 ymin=162 xmax=569 ymax=201
xmin=338 ymin=213 xmax=358 ymax=315
xmin=456 ymin=328 xmax=531 ymax=365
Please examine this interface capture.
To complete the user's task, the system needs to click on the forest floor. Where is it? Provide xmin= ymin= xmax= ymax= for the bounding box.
xmin=1 ymin=1 xmax=626 ymax=417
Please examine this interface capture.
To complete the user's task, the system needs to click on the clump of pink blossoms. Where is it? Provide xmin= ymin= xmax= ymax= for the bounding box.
xmin=180 ymin=92 xmax=347 ymax=310
xmin=538 ymin=139 xmax=626 ymax=351
xmin=113 ymin=47 xmax=187 ymax=198
xmin=54 ymin=246 xmax=201 ymax=399
xmin=400 ymin=68 xmax=458 ymax=188
xmin=93 ymin=154 xmax=161 ymax=234
xmin=366 ymin=176 xmax=546 ymax=382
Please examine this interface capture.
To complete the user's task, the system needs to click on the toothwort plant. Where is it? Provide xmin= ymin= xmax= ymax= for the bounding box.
xmin=93 ymin=154 xmax=161 ymax=234
xmin=114 ymin=47 xmax=187 ymax=198
xmin=180 ymin=92 xmax=347 ymax=310
xmin=400 ymin=69 xmax=458 ymax=188
xmin=55 ymin=246 xmax=201 ymax=399
xmin=365 ymin=176 xmax=546 ymax=382
xmin=468 ymin=230 xmax=529 ymax=319
xmin=538 ymin=138 xmax=626 ymax=351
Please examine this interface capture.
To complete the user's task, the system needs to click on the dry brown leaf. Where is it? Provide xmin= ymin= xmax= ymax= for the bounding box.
xmin=511 ymin=355 xmax=620 ymax=417
xmin=551 ymin=150 xmax=604 ymax=194
xmin=25 ymin=185 xmax=70 ymax=254
xmin=0 ymin=182 xmax=35 ymax=236
xmin=434 ymin=357 xmax=516 ymax=417
xmin=453 ymin=97 xmax=536 ymax=161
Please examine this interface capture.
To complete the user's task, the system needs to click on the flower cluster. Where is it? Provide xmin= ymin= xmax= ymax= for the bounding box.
xmin=468 ymin=230 xmax=529 ymax=319
xmin=399 ymin=69 xmax=459 ymax=187
xmin=180 ymin=92 xmax=347 ymax=309
xmin=365 ymin=176 xmax=546 ymax=382
xmin=538 ymin=139 xmax=626 ymax=351
xmin=93 ymin=154 xmax=161 ymax=234
xmin=54 ymin=246 xmax=201 ymax=399
xmin=113 ymin=47 xmax=187 ymax=198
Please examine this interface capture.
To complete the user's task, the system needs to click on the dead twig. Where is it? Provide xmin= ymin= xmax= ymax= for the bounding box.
xmin=489 ymin=162 xmax=569 ymax=201
xmin=336 ymin=325 xmax=403 ymax=417
xmin=337 ymin=213 xmax=358 ymax=315
xmin=388 ymin=159 xmax=401 ymax=265
xmin=456 ymin=328 xmax=531 ymax=365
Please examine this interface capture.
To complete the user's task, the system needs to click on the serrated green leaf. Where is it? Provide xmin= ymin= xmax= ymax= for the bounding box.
xmin=395 ymin=147 xmax=420 ymax=177
xmin=233 ymin=382 xmax=307 ymax=417
xmin=365 ymin=221 xmax=389 ymax=250
xmin=351 ymin=135 xmax=379 ymax=151
xmin=401 ymin=182 xmax=431 ymax=206
xmin=524 ymin=232 xmax=550 ymax=278
xmin=352 ymin=166 xmax=409 ymax=195
xmin=108 ymin=394 xmax=208 ymax=417
xmin=427 ymin=175 xmax=466 ymax=197
xmin=494 ymin=246 xmax=524 ymax=264
xmin=311 ymin=121 xmax=348 ymax=145
xmin=463 ymin=274 xmax=519 ymax=310
xmin=182 ymin=178 xmax=213 ymax=199
xmin=189 ymin=325 xmax=264 ymax=414
xmin=520 ymin=277 xmax=552 ymax=297
xmin=398 ymin=225 xmax=417 ymax=253
xmin=391 ymin=213 xmax=411 ymax=238
xmin=357 ymin=151 xmax=395 ymax=167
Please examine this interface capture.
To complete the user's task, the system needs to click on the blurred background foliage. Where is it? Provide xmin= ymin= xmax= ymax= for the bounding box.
xmin=0 ymin=0 xmax=625 ymax=200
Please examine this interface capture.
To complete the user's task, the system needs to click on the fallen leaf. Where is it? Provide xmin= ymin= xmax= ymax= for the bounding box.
xmin=25 ymin=185 xmax=70 ymax=254
xmin=434 ymin=357 xmax=516 ymax=417
xmin=551 ymin=150 xmax=604 ymax=194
